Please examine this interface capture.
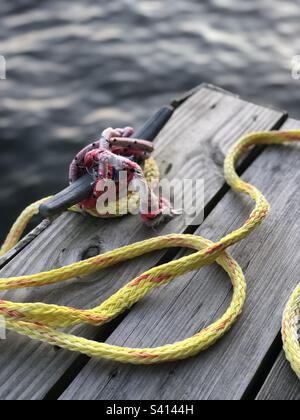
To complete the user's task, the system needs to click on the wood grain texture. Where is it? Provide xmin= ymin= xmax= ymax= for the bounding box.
xmin=0 ymin=86 xmax=285 ymax=400
xmin=256 ymin=353 xmax=300 ymax=400
xmin=0 ymin=220 xmax=50 ymax=268
xmin=255 ymin=119 xmax=300 ymax=401
xmin=60 ymin=118 xmax=300 ymax=401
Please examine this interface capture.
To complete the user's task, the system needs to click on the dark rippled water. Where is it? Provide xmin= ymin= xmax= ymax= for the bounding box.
xmin=0 ymin=0 xmax=299 ymax=241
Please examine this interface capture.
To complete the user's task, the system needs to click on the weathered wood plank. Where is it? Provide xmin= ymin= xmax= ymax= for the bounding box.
xmin=0 ymin=86 xmax=285 ymax=400
xmin=60 ymin=117 xmax=300 ymax=401
xmin=0 ymin=220 xmax=50 ymax=268
xmin=255 ymin=131 xmax=300 ymax=401
xmin=256 ymin=353 xmax=300 ymax=400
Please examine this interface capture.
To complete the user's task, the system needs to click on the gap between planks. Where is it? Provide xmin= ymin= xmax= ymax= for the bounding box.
xmin=0 ymin=85 xmax=287 ymax=400
xmin=254 ymin=118 xmax=300 ymax=401
xmin=60 ymin=116 xmax=300 ymax=401
xmin=256 ymin=352 xmax=300 ymax=400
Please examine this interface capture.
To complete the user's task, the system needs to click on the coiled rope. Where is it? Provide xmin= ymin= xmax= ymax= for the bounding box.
xmin=0 ymin=131 xmax=299 ymax=377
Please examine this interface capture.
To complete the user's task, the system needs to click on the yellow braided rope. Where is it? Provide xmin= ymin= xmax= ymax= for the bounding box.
xmin=282 ymin=284 xmax=300 ymax=379
xmin=0 ymin=131 xmax=299 ymax=376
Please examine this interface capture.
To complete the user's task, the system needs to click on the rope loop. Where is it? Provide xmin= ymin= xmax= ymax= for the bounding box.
xmin=0 ymin=130 xmax=299 ymax=376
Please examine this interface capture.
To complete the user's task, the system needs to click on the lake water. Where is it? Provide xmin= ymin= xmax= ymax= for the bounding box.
xmin=0 ymin=0 xmax=299 ymax=241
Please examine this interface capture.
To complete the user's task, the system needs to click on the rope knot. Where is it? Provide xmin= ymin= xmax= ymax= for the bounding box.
xmin=69 ymin=127 xmax=172 ymax=224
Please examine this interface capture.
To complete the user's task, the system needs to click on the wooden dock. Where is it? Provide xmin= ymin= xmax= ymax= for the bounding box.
xmin=0 ymin=84 xmax=299 ymax=400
